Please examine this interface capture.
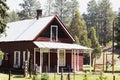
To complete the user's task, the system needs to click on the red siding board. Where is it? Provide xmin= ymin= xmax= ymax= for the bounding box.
xmin=79 ymin=53 xmax=83 ymax=71
xmin=66 ymin=53 xmax=71 ymax=67
xmin=0 ymin=41 xmax=37 ymax=68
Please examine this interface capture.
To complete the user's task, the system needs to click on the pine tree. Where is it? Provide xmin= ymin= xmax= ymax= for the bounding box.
xmin=69 ymin=10 xmax=90 ymax=47
xmin=6 ymin=11 xmax=20 ymax=22
xmin=88 ymin=27 xmax=102 ymax=58
xmin=0 ymin=0 xmax=9 ymax=34
xmin=18 ymin=0 xmax=41 ymax=20
xmin=83 ymin=0 xmax=115 ymax=46
xmin=87 ymin=0 xmax=98 ymax=27
xmin=44 ymin=0 xmax=54 ymax=16
xmin=98 ymin=0 xmax=115 ymax=46
xmin=53 ymin=0 xmax=79 ymax=26
xmin=115 ymin=9 xmax=120 ymax=53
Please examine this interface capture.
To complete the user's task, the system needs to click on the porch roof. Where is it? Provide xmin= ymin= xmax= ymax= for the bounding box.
xmin=34 ymin=41 xmax=92 ymax=52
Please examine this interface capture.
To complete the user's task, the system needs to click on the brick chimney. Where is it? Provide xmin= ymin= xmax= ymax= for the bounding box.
xmin=36 ymin=9 xmax=42 ymax=19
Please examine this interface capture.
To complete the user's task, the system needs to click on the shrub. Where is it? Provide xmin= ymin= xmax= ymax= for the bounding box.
xmin=0 ymin=50 xmax=4 ymax=60
xmin=41 ymin=74 xmax=49 ymax=80
xmin=83 ymin=71 xmax=88 ymax=80
xmin=32 ymin=75 xmax=39 ymax=80
xmin=96 ymin=72 xmax=107 ymax=80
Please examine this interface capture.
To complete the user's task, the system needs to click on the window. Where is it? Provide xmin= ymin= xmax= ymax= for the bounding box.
xmin=50 ymin=25 xmax=58 ymax=41
xmin=13 ymin=51 xmax=20 ymax=68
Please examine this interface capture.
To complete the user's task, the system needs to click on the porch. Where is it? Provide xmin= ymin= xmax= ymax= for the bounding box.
xmin=33 ymin=41 xmax=92 ymax=74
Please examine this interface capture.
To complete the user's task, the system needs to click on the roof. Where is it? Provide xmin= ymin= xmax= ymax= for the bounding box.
xmin=0 ymin=16 xmax=74 ymax=42
xmin=34 ymin=41 xmax=92 ymax=52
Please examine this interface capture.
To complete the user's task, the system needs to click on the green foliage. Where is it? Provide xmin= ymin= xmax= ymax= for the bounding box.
xmin=41 ymin=74 xmax=49 ymax=80
xmin=32 ymin=75 xmax=39 ymax=80
xmin=0 ymin=50 xmax=4 ymax=60
xmin=75 ymin=36 xmax=80 ymax=44
xmin=69 ymin=10 xmax=90 ymax=47
xmin=18 ymin=0 xmax=41 ymax=20
xmin=6 ymin=11 xmax=20 ymax=22
xmin=83 ymin=71 xmax=88 ymax=80
xmin=96 ymin=72 xmax=107 ymax=80
xmin=88 ymin=27 xmax=102 ymax=58
xmin=83 ymin=0 xmax=115 ymax=46
xmin=69 ymin=10 xmax=91 ymax=64
xmin=0 ymin=0 xmax=9 ymax=34
xmin=52 ymin=0 xmax=79 ymax=26
xmin=44 ymin=0 xmax=54 ymax=16
xmin=115 ymin=11 xmax=120 ymax=51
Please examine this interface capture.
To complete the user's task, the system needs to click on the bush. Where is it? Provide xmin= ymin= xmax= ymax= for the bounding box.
xmin=96 ymin=72 xmax=107 ymax=80
xmin=32 ymin=75 xmax=39 ymax=80
xmin=83 ymin=71 xmax=88 ymax=80
xmin=0 ymin=50 xmax=4 ymax=60
xmin=41 ymin=74 xmax=49 ymax=80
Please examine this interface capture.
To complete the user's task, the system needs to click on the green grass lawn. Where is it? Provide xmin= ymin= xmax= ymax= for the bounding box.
xmin=1 ymin=73 xmax=120 ymax=80
xmin=1 ymin=65 xmax=120 ymax=80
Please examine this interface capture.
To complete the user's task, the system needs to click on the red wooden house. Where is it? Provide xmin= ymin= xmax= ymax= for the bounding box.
xmin=0 ymin=10 xmax=91 ymax=73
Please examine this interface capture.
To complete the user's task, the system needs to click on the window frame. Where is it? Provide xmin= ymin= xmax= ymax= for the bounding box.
xmin=50 ymin=25 xmax=58 ymax=41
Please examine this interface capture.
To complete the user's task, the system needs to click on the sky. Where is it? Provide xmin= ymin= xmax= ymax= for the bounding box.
xmin=6 ymin=0 xmax=120 ymax=14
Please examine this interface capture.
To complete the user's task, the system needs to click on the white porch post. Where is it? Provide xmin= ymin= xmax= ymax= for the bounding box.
xmin=57 ymin=49 xmax=59 ymax=74
xmin=89 ymin=51 xmax=92 ymax=73
xmin=77 ymin=50 xmax=79 ymax=71
xmin=40 ymin=49 xmax=43 ymax=73
xmin=74 ymin=50 xmax=76 ymax=72
xmin=71 ymin=50 xmax=74 ymax=72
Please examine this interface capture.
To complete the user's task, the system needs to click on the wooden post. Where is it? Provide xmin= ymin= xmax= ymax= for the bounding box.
xmin=29 ymin=54 xmax=32 ymax=78
xmin=71 ymin=50 xmax=74 ymax=72
xmin=67 ymin=73 xmax=70 ymax=80
xmin=94 ymin=55 xmax=96 ymax=72
xmin=40 ymin=49 xmax=43 ymax=74
xmin=89 ymin=51 xmax=92 ymax=73
xmin=112 ymin=19 xmax=115 ymax=74
xmin=8 ymin=70 xmax=11 ymax=80
xmin=103 ymin=53 xmax=105 ymax=71
xmin=61 ymin=68 xmax=63 ymax=80
xmin=106 ymin=53 xmax=108 ymax=71
xmin=113 ymin=75 xmax=115 ymax=80
xmin=24 ymin=61 xmax=28 ymax=77
xmin=74 ymin=50 xmax=76 ymax=72
xmin=57 ymin=49 xmax=59 ymax=74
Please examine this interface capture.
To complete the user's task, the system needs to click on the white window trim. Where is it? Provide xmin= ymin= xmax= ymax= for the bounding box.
xmin=22 ymin=51 xmax=26 ymax=69
xmin=13 ymin=51 xmax=20 ymax=68
xmin=50 ymin=25 xmax=58 ymax=41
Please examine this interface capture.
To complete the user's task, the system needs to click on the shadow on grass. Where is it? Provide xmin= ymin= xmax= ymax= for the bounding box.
xmin=13 ymin=75 xmax=24 ymax=78
xmin=13 ymin=75 xmax=32 ymax=79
